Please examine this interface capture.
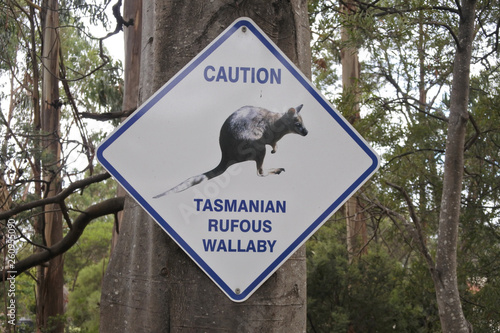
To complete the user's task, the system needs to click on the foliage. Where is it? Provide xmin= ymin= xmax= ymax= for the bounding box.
xmin=66 ymin=258 xmax=108 ymax=332
xmin=65 ymin=166 xmax=116 ymax=290
xmin=0 ymin=269 xmax=37 ymax=331
xmin=0 ymin=0 xmax=123 ymax=197
xmin=307 ymin=215 xmax=441 ymax=332
xmin=308 ymin=0 xmax=500 ymax=331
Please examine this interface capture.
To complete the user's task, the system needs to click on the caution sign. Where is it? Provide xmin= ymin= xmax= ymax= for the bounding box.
xmin=97 ymin=18 xmax=379 ymax=302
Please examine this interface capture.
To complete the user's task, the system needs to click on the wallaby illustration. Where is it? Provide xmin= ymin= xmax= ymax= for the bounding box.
xmin=153 ymin=104 xmax=308 ymax=198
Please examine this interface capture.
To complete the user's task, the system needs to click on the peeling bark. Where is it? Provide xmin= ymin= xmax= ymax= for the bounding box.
xmin=39 ymin=1 xmax=64 ymax=331
xmin=111 ymin=0 xmax=142 ymax=252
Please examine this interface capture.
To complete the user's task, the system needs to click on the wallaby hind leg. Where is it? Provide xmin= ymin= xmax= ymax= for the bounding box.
xmin=255 ymin=153 xmax=285 ymax=177
xmin=257 ymin=167 xmax=285 ymax=176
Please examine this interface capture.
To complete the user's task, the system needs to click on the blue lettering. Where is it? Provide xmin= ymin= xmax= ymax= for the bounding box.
xmin=203 ymin=239 xmax=277 ymax=252
xmin=249 ymin=200 xmax=259 ymax=212
xmin=238 ymin=200 xmax=248 ymax=212
xmin=257 ymin=240 xmax=267 ymax=252
xmin=208 ymin=219 xmax=218 ymax=231
xmin=194 ymin=198 xmax=203 ymax=211
xmin=225 ymin=200 xmax=237 ymax=212
xmin=228 ymin=66 xmax=239 ymax=83
xmin=214 ymin=199 xmax=223 ymax=212
xmin=276 ymin=200 xmax=286 ymax=213
xmin=257 ymin=68 xmax=268 ymax=84
xmin=203 ymin=239 xmax=217 ymax=251
xmin=263 ymin=220 xmax=272 ymax=233
xmin=251 ymin=220 xmax=262 ymax=233
xmin=217 ymin=240 xmax=227 ymax=252
xmin=204 ymin=67 xmax=281 ymax=84
xmin=202 ymin=199 xmax=213 ymax=212
xmin=216 ymin=67 xmax=227 ymax=82
xmin=270 ymin=68 xmax=281 ymax=84
xmin=220 ymin=220 xmax=229 ymax=232
xmin=228 ymin=240 xmax=237 ymax=252
xmin=240 ymin=67 xmax=250 ymax=82
xmin=231 ymin=219 xmax=239 ymax=232
xmin=265 ymin=201 xmax=275 ymax=213
xmin=247 ymin=240 xmax=256 ymax=252
xmin=193 ymin=199 xmax=286 ymax=212
xmin=204 ymin=66 xmax=215 ymax=81
xmin=240 ymin=220 xmax=250 ymax=232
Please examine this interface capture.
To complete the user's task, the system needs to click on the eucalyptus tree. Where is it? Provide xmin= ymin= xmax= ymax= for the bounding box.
xmin=0 ymin=0 xmax=125 ymax=331
xmin=99 ymin=0 xmax=311 ymax=331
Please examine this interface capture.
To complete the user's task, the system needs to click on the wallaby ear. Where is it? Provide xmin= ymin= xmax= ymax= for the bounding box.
xmin=287 ymin=104 xmax=303 ymax=116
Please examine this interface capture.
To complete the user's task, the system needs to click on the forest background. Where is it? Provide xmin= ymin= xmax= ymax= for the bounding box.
xmin=0 ymin=0 xmax=499 ymax=332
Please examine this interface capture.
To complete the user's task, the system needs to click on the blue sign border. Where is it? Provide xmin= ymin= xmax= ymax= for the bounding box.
xmin=97 ymin=18 xmax=379 ymax=302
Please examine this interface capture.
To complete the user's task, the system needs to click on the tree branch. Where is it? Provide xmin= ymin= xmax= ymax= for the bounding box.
xmin=1 ymin=196 xmax=125 ymax=281
xmin=423 ymin=21 xmax=461 ymax=48
xmin=386 ymin=181 xmax=435 ymax=270
xmin=360 ymin=193 xmax=417 ymax=251
xmin=53 ymin=0 xmax=134 ymax=83
xmin=464 ymin=112 xmax=480 ymax=151
xmin=0 ymin=172 xmax=110 ymax=221
xmin=25 ymin=0 xmax=41 ymax=12
xmin=380 ymin=72 xmax=449 ymax=122
xmin=384 ymin=148 xmax=445 ymax=168
xmin=78 ymin=107 xmax=136 ymax=121
xmin=352 ymin=0 xmax=460 ymax=16
xmin=59 ymin=47 xmax=94 ymax=171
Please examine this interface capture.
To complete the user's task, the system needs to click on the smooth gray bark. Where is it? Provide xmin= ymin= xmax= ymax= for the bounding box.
xmin=100 ymin=1 xmax=310 ymax=332
xmin=433 ymin=0 xmax=476 ymax=332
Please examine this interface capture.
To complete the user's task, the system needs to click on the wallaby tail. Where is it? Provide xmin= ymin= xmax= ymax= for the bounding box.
xmin=153 ymin=162 xmax=228 ymax=198
xmin=153 ymin=173 xmax=208 ymax=198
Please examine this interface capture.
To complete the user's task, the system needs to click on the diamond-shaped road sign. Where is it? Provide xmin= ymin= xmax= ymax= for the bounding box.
xmin=97 ymin=17 xmax=379 ymax=302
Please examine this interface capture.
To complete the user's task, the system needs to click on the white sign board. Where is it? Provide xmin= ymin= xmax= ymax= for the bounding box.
xmin=97 ymin=17 xmax=379 ymax=302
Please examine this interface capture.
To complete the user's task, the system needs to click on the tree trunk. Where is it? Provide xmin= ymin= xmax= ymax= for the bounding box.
xmin=340 ymin=1 xmax=367 ymax=261
xmin=100 ymin=1 xmax=310 ymax=332
xmin=29 ymin=6 xmax=46 ymax=332
xmin=111 ymin=0 xmax=142 ymax=252
xmin=39 ymin=1 xmax=64 ymax=332
xmin=432 ymin=1 xmax=476 ymax=332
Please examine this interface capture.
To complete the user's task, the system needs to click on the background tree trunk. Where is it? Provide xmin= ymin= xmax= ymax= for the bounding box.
xmin=111 ymin=0 xmax=142 ymax=252
xmin=340 ymin=1 xmax=367 ymax=262
xmin=100 ymin=1 xmax=310 ymax=331
xmin=39 ymin=0 xmax=64 ymax=332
